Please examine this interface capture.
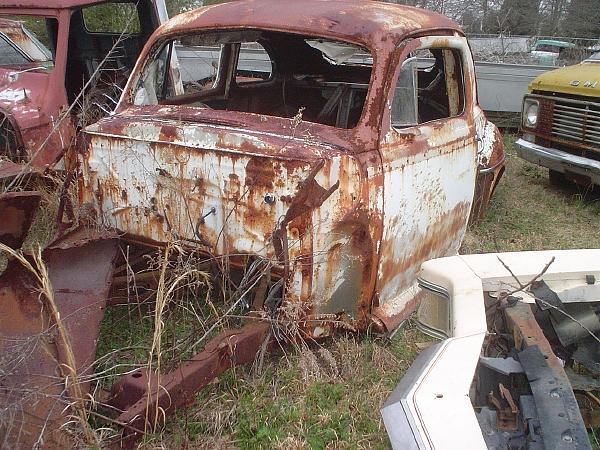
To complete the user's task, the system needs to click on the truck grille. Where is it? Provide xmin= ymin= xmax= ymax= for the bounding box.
xmin=552 ymin=99 xmax=600 ymax=147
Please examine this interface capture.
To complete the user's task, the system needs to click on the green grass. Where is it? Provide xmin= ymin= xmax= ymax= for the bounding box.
xmin=463 ymin=136 xmax=600 ymax=254
xmin=138 ymin=329 xmax=426 ymax=449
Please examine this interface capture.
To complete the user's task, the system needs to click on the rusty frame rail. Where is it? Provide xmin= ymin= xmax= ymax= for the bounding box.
xmin=504 ymin=302 xmax=591 ymax=449
xmin=110 ymin=321 xmax=271 ymax=446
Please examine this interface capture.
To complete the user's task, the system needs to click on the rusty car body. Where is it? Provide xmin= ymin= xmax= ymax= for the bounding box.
xmin=383 ymin=250 xmax=599 ymax=449
xmin=0 ymin=0 xmax=504 ymax=447
xmin=0 ymin=0 xmax=166 ymax=169
xmin=79 ymin=0 xmax=504 ymax=331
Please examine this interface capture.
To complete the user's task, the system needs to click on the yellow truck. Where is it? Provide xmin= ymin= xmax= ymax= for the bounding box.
xmin=516 ymin=52 xmax=600 ymax=185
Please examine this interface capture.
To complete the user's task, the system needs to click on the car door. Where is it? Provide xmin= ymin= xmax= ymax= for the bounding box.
xmin=373 ymin=35 xmax=479 ymax=329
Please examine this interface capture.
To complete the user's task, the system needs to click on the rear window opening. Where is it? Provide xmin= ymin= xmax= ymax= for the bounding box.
xmin=132 ymin=30 xmax=373 ymax=129
xmin=82 ymin=3 xmax=141 ymax=34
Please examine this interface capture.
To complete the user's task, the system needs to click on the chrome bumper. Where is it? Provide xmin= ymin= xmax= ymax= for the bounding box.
xmin=515 ymin=138 xmax=600 ymax=184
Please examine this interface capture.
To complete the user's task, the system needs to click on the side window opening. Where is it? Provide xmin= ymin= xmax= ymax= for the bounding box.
xmin=176 ymin=44 xmax=221 ymax=93
xmin=392 ymin=57 xmax=418 ymax=128
xmin=235 ymin=42 xmax=272 ymax=84
xmin=132 ymin=30 xmax=373 ymax=129
xmin=392 ymin=47 xmax=465 ymax=128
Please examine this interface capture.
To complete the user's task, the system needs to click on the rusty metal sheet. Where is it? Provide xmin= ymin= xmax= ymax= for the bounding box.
xmin=110 ymin=321 xmax=270 ymax=446
xmin=0 ymin=231 xmax=118 ymax=449
xmin=469 ymin=160 xmax=505 ymax=224
xmin=470 ymin=106 xmax=505 ymax=224
xmin=1 ymin=0 xmax=115 ymax=9
xmin=0 ymin=78 xmax=73 ymax=168
xmin=0 ymin=160 xmax=42 ymax=181
xmin=0 ymin=191 xmax=40 ymax=249
xmin=80 ymin=116 xmax=373 ymax=329
xmin=157 ymin=1 xmax=459 ymax=53
xmin=504 ymin=302 xmax=590 ymax=446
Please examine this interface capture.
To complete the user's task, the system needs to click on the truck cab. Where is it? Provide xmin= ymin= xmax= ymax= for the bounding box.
xmin=79 ymin=0 xmax=505 ymax=333
xmin=0 ymin=0 xmax=164 ymax=169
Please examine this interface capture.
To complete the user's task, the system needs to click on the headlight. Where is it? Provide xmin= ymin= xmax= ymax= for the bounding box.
xmin=416 ymin=289 xmax=449 ymax=339
xmin=523 ymin=99 xmax=539 ymax=128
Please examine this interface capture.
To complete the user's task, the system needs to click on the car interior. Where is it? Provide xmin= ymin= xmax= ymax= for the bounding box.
xmin=134 ymin=30 xmax=374 ymax=129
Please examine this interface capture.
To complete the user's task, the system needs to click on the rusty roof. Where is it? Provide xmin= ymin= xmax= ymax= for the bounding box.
xmin=161 ymin=0 xmax=460 ymax=46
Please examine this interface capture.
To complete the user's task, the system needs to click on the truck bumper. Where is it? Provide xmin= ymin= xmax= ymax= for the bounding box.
xmin=515 ymin=138 xmax=600 ymax=185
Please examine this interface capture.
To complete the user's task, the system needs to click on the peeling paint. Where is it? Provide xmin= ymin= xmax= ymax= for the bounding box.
xmin=80 ymin=0 xmax=504 ymax=336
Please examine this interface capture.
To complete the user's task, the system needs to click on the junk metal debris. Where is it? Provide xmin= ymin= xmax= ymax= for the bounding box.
xmin=0 ymin=227 xmax=119 ymax=449
xmin=383 ymin=250 xmax=600 ymax=449
xmin=0 ymin=0 xmax=506 ymax=447
xmin=110 ymin=322 xmax=271 ymax=445
xmin=0 ymin=191 xmax=40 ymax=249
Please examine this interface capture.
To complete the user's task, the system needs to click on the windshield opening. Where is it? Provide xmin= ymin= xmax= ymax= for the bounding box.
xmin=132 ymin=30 xmax=373 ymax=129
xmin=0 ymin=16 xmax=55 ymax=70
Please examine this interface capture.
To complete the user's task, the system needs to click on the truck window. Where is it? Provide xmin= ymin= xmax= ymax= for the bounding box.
xmin=235 ymin=42 xmax=272 ymax=84
xmin=132 ymin=30 xmax=373 ymax=129
xmin=392 ymin=57 xmax=418 ymax=127
xmin=0 ymin=16 xmax=55 ymax=67
xmin=82 ymin=3 xmax=140 ymax=34
xmin=0 ymin=35 xmax=30 ymax=66
xmin=392 ymin=47 xmax=464 ymax=127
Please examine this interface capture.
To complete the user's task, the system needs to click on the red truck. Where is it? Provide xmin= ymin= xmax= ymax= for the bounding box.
xmin=0 ymin=0 xmax=166 ymax=170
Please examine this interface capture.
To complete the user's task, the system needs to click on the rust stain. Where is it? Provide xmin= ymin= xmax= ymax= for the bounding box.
xmin=0 ymin=191 xmax=40 ymax=249
xmin=0 ymin=230 xmax=118 ymax=449
xmin=384 ymin=201 xmax=469 ymax=288
xmin=245 ymin=156 xmax=276 ymax=190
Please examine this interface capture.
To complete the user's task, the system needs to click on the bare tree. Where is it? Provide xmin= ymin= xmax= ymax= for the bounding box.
xmin=563 ymin=0 xmax=600 ymax=37
xmin=539 ymin=0 xmax=570 ymax=35
xmin=497 ymin=0 xmax=542 ymax=34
